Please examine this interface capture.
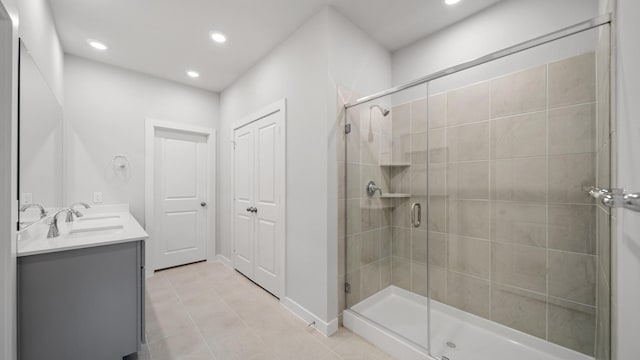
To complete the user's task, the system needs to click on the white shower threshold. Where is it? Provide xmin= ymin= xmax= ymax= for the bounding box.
xmin=343 ymin=286 xmax=593 ymax=360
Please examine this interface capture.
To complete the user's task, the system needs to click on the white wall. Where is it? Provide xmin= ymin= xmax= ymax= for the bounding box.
xmin=392 ymin=0 xmax=598 ymax=87
xmin=17 ymin=0 xmax=64 ymax=105
xmin=326 ymin=7 xmax=391 ymax=321
xmin=64 ymin=55 xmax=220 ymax=225
xmin=219 ymin=9 xmax=330 ymax=320
xmin=218 ymin=6 xmax=391 ymax=326
xmin=613 ymin=0 xmax=640 ymax=357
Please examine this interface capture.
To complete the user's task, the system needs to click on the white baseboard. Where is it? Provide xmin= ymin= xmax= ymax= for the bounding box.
xmin=280 ymin=297 xmax=339 ymax=336
xmin=214 ymin=254 xmax=233 ymax=268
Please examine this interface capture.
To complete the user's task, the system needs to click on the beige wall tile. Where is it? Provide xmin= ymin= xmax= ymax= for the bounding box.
xmin=411 ymin=98 xmax=428 ymax=134
xmin=447 ymin=122 xmax=490 ymax=162
xmin=491 ymin=284 xmax=546 ymax=339
xmin=492 ymin=242 xmax=546 ymax=293
xmin=346 ymin=199 xmax=361 ymax=235
xmin=361 ymin=198 xmax=382 ymax=232
xmin=428 ymin=93 xmax=447 ymax=129
xmin=448 ymin=235 xmax=491 ymax=279
xmin=411 ymin=229 xmax=428 ymax=264
xmin=492 ymin=157 xmax=547 ymax=202
xmin=428 ymin=196 xmax=446 ymax=233
xmin=549 ymin=52 xmax=596 ymax=108
xmin=429 ymin=232 xmax=447 ymax=268
xmin=491 ymin=111 xmax=546 ymax=159
xmin=361 ymin=262 xmax=381 ymax=300
xmin=346 ymin=114 xmax=361 ymax=164
xmin=392 ymin=227 xmax=411 ymax=259
xmin=491 ymin=65 xmax=546 ymax=117
xmin=447 ymin=271 xmax=491 ymax=318
xmin=411 ymin=132 xmax=428 ymax=165
xmin=381 ymin=227 xmax=392 ymax=258
xmin=391 ymin=167 xmax=411 ymax=194
xmin=411 ymin=163 xmax=428 ymax=197
xmin=346 ymin=235 xmax=361 ymax=274
xmin=391 ymin=256 xmax=411 ymax=291
xmin=548 ymin=297 xmax=596 ymax=356
xmin=361 ymin=229 xmax=381 ymax=265
xmin=427 ymin=128 xmax=446 ymax=164
xmin=411 ymin=262 xmax=429 ymax=297
xmin=549 ymin=103 xmax=596 ymax=155
xmin=549 ymin=250 xmax=597 ymax=305
xmin=428 ymin=164 xmax=446 ymax=197
xmin=549 ymin=153 xmax=596 ymax=204
xmin=392 ymin=199 xmax=410 ymax=228
xmin=380 ymin=257 xmax=392 ymax=289
xmin=428 ymin=266 xmax=447 ymax=302
xmin=447 ymin=81 xmax=491 ymax=125
xmin=447 ymin=200 xmax=490 ymax=239
xmin=548 ymin=204 xmax=596 ymax=254
xmin=447 ymin=161 xmax=490 ymax=200
xmin=361 ymin=114 xmax=382 ymax=165
xmin=392 ymin=104 xmax=411 ymax=164
xmin=492 ymin=201 xmax=546 ymax=247
xmin=346 ymin=163 xmax=360 ymax=199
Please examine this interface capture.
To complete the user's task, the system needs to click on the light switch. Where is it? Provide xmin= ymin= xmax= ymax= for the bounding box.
xmin=93 ymin=192 xmax=103 ymax=203
xmin=21 ymin=193 xmax=33 ymax=205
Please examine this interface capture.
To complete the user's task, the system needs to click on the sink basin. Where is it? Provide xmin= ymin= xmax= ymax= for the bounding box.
xmin=77 ymin=215 xmax=121 ymax=222
xmin=68 ymin=224 xmax=124 ymax=237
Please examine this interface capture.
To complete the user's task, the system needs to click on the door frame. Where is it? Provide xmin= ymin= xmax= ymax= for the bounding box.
xmin=231 ymin=99 xmax=286 ymax=299
xmin=145 ymin=118 xmax=216 ymax=276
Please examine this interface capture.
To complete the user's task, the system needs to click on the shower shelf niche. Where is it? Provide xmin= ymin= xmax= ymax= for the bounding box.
xmin=380 ymin=193 xmax=411 ymax=199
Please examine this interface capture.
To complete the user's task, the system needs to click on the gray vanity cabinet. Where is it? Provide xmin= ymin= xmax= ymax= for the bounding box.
xmin=18 ymin=240 xmax=145 ymax=360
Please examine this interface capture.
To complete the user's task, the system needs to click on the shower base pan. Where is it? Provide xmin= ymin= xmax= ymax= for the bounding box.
xmin=343 ymin=286 xmax=592 ymax=360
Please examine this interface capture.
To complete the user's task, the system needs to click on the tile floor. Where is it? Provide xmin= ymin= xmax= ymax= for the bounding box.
xmin=138 ymin=261 xmax=394 ymax=360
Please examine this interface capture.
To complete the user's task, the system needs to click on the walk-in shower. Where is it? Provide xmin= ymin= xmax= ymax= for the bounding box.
xmin=341 ymin=16 xmax=611 ymax=360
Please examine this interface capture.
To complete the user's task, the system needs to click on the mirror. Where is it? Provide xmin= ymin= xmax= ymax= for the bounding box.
xmin=18 ymin=40 xmax=64 ymax=229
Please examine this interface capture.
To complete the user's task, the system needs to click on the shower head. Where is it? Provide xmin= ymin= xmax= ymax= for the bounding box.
xmin=369 ymin=104 xmax=390 ymax=117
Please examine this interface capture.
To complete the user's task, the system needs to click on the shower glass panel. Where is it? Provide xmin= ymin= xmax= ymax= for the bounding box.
xmin=344 ymin=23 xmax=611 ymax=360
xmin=427 ymin=26 xmax=610 ymax=360
xmin=344 ymin=84 xmax=430 ymax=351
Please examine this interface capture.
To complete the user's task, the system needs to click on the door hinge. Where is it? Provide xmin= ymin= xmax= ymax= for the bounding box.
xmin=344 ymin=124 xmax=351 ymax=134
xmin=344 ymin=282 xmax=351 ymax=294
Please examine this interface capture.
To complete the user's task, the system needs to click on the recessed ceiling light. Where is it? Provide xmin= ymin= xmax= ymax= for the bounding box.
xmin=209 ymin=31 xmax=228 ymax=44
xmin=88 ymin=40 xmax=108 ymax=51
xmin=444 ymin=0 xmax=462 ymax=5
xmin=186 ymin=70 xmax=200 ymax=78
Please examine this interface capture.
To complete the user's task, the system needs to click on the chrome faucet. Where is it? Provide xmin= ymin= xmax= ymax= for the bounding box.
xmin=66 ymin=202 xmax=91 ymax=222
xmin=366 ymin=180 xmax=383 ymax=197
xmin=19 ymin=203 xmax=47 ymax=219
xmin=48 ymin=208 xmax=72 ymax=238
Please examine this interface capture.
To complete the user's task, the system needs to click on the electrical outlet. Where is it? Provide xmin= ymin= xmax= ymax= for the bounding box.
xmin=93 ymin=192 xmax=103 ymax=203
xmin=21 ymin=193 xmax=33 ymax=205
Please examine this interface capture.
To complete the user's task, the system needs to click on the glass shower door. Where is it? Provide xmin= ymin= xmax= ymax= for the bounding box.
xmin=427 ymin=25 xmax=611 ymax=360
xmin=344 ymin=84 xmax=431 ymax=353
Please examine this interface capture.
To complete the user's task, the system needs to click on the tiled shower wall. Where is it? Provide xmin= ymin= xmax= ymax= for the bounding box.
xmin=392 ymin=52 xmax=607 ymax=357
xmin=339 ymin=51 xmax=610 ymax=357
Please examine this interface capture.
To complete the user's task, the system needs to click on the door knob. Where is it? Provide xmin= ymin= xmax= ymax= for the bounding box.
xmin=201 ymin=202 xmax=207 ymax=207
xmin=252 ymin=207 xmax=258 ymax=213
xmin=246 ymin=207 xmax=253 ymax=212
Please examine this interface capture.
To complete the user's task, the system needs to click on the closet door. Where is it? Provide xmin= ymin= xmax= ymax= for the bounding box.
xmin=232 ymin=109 xmax=282 ymax=297
xmin=252 ymin=114 xmax=280 ymax=296
xmin=233 ymin=124 xmax=255 ymax=277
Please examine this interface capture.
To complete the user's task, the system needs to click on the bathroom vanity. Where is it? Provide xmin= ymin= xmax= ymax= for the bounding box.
xmin=17 ymin=205 xmax=147 ymax=360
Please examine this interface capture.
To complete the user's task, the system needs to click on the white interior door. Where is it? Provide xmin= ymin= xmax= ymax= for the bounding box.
xmin=233 ymin=125 xmax=254 ymax=277
xmin=252 ymin=116 xmax=280 ymax=294
xmin=155 ymin=128 xmax=208 ymax=270
xmin=233 ymin=109 xmax=283 ymax=297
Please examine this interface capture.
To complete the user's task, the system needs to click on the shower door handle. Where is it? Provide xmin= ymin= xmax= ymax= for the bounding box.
xmin=411 ymin=203 xmax=421 ymax=228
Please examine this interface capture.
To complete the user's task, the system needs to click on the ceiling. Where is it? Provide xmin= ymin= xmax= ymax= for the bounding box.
xmin=48 ymin=0 xmax=502 ymax=92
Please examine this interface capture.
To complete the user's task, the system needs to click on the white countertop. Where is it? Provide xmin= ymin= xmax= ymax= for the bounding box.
xmin=18 ymin=204 xmax=148 ymax=257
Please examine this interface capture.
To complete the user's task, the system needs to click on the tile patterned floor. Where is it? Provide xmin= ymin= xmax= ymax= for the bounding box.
xmin=139 ymin=261 xmax=394 ymax=360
